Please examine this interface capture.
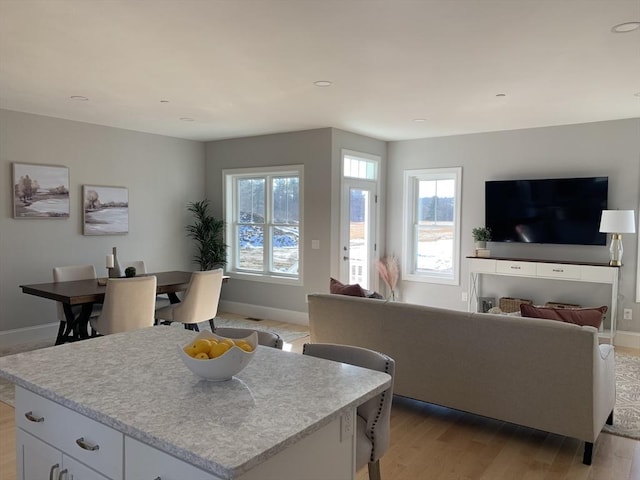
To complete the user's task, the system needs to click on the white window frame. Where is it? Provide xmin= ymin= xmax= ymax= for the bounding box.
xmin=223 ymin=165 xmax=304 ymax=286
xmin=402 ymin=167 xmax=462 ymax=285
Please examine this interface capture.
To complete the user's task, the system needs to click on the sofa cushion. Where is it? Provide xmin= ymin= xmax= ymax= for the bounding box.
xmin=330 ymin=277 xmax=365 ymax=297
xmin=520 ymin=304 xmax=607 ymax=328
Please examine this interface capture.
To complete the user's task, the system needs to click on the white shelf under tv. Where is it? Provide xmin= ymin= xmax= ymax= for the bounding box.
xmin=467 ymin=256 xmax=619 ymax=344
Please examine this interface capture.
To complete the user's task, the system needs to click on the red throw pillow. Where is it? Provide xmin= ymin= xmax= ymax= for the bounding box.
xmin=520 ymin=304 xmax=607 ymax=329
xmin=329 ymin=278 xmax=365 ymax=297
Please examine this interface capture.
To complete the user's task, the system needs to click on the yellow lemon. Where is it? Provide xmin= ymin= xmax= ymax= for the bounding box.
xmin=184 ymin=344 xmax=199 ymax=358
xmin=194 ymin=352 xmax=209 ymax=360
xmin=239 ymin=343 xmax=253 ymax=352
xmin=208 ymin=342 xmax=230 ymax=359
xmin=234 ymin=339 xmax=249 ymax=348
xmin=192 ymin=339 xmax=212 ymax=355
xmin=221 ymin=338 xmax=235 ymax=349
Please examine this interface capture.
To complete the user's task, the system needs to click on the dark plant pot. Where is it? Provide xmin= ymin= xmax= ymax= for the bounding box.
xmin=124 ymin=267 xmax=137 ymax=278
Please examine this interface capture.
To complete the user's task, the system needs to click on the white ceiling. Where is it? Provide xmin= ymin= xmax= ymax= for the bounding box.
xmin=1 ymin=0 xmax=639 ymax=142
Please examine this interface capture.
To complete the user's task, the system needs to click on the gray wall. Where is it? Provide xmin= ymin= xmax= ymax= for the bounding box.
xmin=0 ymin=109 xmax=206 ymax=333
xmin=205 ymin=128 xmax=387 ymax=315
xmin=387 ymin=118 xmax=640 ymax=332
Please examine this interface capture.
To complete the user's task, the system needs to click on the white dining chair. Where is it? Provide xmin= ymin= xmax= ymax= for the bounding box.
xmin=122 ymin=260 xmax=171 ymax=309
xmin=155 ymin=269 xmax=223 ymax=331
xmin=302 ymin=343 xmax=395 ymax=480
xmin=89 ymin=276 xmax=157 ymax=335
xmin=53 ymin=264 xmax=102 ymax=341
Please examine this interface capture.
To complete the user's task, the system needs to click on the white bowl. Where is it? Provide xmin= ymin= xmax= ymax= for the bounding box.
xmin=177 ymin=330 xmax=258 ymax=381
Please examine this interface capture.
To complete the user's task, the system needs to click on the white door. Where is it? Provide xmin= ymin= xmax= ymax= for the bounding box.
xmin=340 ymin=179 xmax=377 ymax=290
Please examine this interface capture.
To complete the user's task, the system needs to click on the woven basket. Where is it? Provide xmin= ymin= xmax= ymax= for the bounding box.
xmin=499 ymin=297 xmax=532 ymax=313
xmin=544 ymin=301 xmax=581 ymax=309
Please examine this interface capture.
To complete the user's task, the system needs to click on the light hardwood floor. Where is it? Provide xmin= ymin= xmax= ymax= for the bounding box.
xmin=1 ymin=336 xmax=638 ymax=480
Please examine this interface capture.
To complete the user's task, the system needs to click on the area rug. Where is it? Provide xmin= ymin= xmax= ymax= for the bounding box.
xmin=602 ymin=352 xmax=640 ymax=440
xmin=0 ymin=314 xmax=309 ymax=407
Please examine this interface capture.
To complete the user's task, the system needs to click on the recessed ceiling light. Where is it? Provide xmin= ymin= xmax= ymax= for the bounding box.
xmin=413 ymin=118 xmax=427 ymax=123
xmin=179 ymin=117 xmax=195 ymax=122
xmin=611 ymin=22 xmax=640 ymax=33
xmin=70 ymin=95 xmax=88 ymax=101
xmin=314 ymin=81 xmax=333 ymax=87
xmin=496 ymin=93 xmax=507 ymax=97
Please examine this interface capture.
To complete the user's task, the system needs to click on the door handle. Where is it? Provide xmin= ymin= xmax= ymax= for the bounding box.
xmin=76 ymin=437 xmax=100 ymax=451
xmin=57 ymin=468 xmax=68 ymax=480
xmin=49 ymin=464 xmax=59 ymax=480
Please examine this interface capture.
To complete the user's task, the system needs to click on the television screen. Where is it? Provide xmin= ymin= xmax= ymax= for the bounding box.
xmin=485 ymin=177 xmax=608 ymax=246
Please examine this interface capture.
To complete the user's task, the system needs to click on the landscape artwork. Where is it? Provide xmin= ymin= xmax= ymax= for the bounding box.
xmin=83 ymin=185 xmax=129 ymax=235
xmin=13 ymin=163 xmax=70 ymax=219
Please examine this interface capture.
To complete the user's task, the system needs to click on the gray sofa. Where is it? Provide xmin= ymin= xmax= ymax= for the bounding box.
xmin=307 ymin=293 xmax=616 ymax=464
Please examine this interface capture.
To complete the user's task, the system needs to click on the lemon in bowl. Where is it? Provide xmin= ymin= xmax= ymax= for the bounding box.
xmin=177 ymin=330 xmax=258 ymax=381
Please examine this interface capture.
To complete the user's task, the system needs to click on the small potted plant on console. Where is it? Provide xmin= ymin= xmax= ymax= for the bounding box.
xmin=472 ymin=226 xmax=491 ymax=249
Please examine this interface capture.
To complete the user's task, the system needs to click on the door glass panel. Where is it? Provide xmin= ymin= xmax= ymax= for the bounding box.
xmin=349 ymin=188 xmax=369 ymax=288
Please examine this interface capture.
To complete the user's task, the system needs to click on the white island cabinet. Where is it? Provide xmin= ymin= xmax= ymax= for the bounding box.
xmin=1 ymin=327 xmax=390 ymax=480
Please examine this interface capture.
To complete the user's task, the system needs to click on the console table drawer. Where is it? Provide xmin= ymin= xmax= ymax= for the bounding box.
xmin=536 ymin=263 xmax=580 ymax=279
xmin=496 ymin=261 xmax=536 ymax=276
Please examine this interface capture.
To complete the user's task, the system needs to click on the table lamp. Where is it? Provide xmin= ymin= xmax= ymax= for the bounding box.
xmin=599 ymin=210 xmax=636 ymax=266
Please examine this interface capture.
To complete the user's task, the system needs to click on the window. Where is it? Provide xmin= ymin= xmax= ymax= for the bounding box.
xmin=224 ymin=165 xmax=303 ymax=285
xmin=403 ymin=167 xmax=462 ymax=285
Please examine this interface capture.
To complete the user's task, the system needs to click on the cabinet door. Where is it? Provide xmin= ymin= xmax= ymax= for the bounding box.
xmin=64 ymin=454 xmax=111 ymax=480
xmin=17 ymin=428 xmax=61 ymax=480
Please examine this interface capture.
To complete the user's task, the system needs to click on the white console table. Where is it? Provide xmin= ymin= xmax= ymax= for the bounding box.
xmin=467 ymin=257 xmax=619 ymax=343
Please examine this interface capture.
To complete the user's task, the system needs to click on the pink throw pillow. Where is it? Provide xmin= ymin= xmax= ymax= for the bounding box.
xmin=520 ymin=304 xmax=607 ymax=329
xmin=329 ymin=278 xmax=365 ymax=297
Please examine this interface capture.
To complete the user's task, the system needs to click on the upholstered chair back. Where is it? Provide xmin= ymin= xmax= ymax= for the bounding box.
xmin=302 ymin=343 xmax=395 ymax=479
xmin=171 ymin=269 xmax=223 ymax=324
xmin=52 ymin=264 xmax=98 ymax=322
xmin=91 ymin=276 xmax=157 ymax=335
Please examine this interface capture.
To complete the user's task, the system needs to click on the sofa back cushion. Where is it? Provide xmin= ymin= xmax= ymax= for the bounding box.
xmin=520 ymin=304 xmax=607 ymax=328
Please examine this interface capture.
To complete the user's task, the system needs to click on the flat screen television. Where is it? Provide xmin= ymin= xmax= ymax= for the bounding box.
xmin=485 ymin=176 xmax=608 ymax=246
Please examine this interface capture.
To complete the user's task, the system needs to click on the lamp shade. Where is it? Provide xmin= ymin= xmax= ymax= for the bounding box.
xmin=599 ymin=210 xmax=636 ymax=234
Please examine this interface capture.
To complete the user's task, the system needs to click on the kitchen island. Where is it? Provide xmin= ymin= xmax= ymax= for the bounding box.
xmin=0 ymin=327 xmax=391 ymax=479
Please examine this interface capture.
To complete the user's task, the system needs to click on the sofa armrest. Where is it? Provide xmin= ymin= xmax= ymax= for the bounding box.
xmin=592 ymin=344 xmax=616 ymax=440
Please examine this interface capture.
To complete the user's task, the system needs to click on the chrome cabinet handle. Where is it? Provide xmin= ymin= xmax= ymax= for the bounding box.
xmin=57 ymin=468 xmax=68 ymax=480
xmin=552 ymin=268 xmax=564 ymax=272
xmin=25 ymin=411 xmax=44 ymax=422
xmin=49 ymin=463 xmax=59 ymax=480
xmin=510 ymin=266 xmax=521 ymax=269
xmin=75 ymin=437 xmax=100 ymax=451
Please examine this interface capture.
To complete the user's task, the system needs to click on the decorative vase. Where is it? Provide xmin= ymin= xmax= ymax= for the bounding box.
xmin=475 ymin=241 xmax=487 ymax=249
xmin=109 ymin=246 xmax=123 ymax=278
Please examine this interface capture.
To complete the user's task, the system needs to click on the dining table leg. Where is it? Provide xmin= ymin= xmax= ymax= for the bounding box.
xmin=57 ymin=303 xmax=95 ymax=344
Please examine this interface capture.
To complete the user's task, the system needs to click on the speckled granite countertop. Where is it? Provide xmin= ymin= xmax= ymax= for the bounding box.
xmin=0 ymin=327 xmax=391 ymax=479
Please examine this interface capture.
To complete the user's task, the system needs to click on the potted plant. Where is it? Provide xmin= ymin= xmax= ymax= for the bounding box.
xmin=186 ymin=200 xmax=227 ymax=271
xmin=472 ymin=226 xmax=491 ymax=249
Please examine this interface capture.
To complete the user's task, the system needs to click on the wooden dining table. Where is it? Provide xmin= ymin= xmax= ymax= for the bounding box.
xmin=20 ymin=271 xmax=194 ymax=345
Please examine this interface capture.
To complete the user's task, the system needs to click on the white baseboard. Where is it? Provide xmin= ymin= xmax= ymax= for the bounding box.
xmin=614 ymin=330 xmax=640 ymax=349
xmin=0 ymin=322 xmax=59 ymax=349
xmin=219 ymin=300 xmax=309 ymax=326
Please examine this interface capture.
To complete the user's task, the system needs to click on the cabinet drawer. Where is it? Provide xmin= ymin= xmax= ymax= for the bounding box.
xmin=16 ymin=386 xmax=123 ymax=480
xmin=536 ymin=263 xmax=580 ymax=279
xmin=495 ymin=260 xmax=536 ymax=276
xmin=125 ymin=436 xmax=221 ymax=480
xmin=468 ymin=258 xmax=496 ymax=273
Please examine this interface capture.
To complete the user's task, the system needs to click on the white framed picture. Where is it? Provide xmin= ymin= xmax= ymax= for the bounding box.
xmin=82 ymin=185 xmax=129 ymax=235
xmin=12 ymin=162 xmax=70 ymax=219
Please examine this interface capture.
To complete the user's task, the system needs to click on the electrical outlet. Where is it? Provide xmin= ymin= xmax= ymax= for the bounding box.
xmin=461 ymin=292 xmax=468 ymax=302
xmin=624 ymin=308 xmax=632 ymax=320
